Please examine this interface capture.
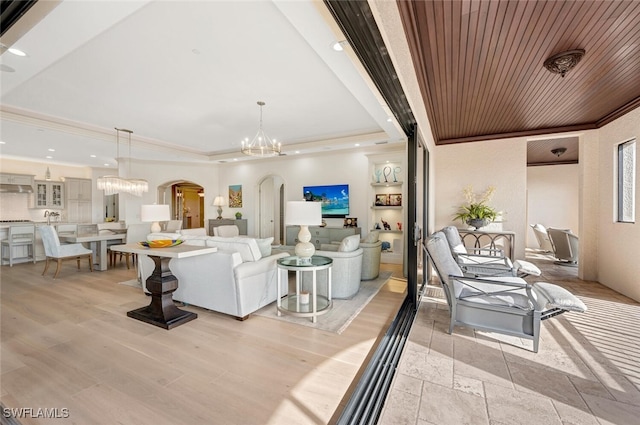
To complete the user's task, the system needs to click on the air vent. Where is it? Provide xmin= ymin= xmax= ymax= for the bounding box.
xmin=375 ymin=141 xmax=388 ymax=145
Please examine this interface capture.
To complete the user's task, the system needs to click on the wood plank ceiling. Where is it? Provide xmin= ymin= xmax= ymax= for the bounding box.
xmin=397 ymin=0 xmax=640 ymax=145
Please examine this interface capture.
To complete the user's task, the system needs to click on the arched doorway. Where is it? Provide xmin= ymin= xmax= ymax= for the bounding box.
xmin=258 ymin=175 xmax=285 ymax=243
xmin=157 ymin=180 xmax=205 ymax=229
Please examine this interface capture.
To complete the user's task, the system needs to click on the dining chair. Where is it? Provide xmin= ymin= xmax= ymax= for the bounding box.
xmin=39 ymin=225 xmax=93 ymax=278
xmin=1 ymin=224 xmax=36 ymax=266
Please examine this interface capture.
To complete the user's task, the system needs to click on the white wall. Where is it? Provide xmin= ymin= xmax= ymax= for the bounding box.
xmin=595 ymin=107 xmax=640 ymax=301
xmin=433 ymin=138 xmax=528 ymax=258
xmin=526 ymin=164 xmax=579 ymax=248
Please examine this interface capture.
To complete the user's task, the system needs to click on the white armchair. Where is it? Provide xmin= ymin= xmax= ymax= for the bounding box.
xmin=530 ymin=223 xmax=553 ymax=252
xmin=312 ymin=235 xmax=363 ymax=299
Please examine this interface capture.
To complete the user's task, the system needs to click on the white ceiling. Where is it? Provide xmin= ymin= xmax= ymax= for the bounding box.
xmin=0 ymin=0 xmax=405 ymax=169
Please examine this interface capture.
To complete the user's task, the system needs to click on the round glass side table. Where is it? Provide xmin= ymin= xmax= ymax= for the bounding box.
xmin=276 ymin=255 xmax=333 ymax=323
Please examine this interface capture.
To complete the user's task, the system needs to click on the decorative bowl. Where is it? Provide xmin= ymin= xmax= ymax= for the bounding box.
xmin=138 ymin=239 xmax=183 ymax=248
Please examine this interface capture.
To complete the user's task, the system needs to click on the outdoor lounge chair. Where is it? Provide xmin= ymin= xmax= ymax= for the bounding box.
xmin=441 ymin=226 xmax=541 ymax=277
xmin=425 ymin=231 xmax=587 ymax=352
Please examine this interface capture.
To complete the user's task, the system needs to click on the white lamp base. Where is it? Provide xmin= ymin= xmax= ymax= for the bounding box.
xmin=295 ymin=225 xmax=315 ymax=263
xmin=150 ymin=221 xmax=162 ymax=233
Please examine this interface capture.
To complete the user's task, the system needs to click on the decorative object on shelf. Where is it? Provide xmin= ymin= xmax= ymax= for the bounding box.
xmin=397 ymin=222 xmax=402 ymax=231
xmin=453 ymin=185 xmax=498 ymax=229
xmin=235 ymin=211 xmax=242 ymax=219
xmin=389 ymin=193 xmax=402 ymax=206
xmin=141 ymin=204 xmax=170 ymax=233
xmin=240 ymin=101 xmax=281 ymax=156
xmin=45 ymin=167 xmax=51 ymax=181
xmin=551 ymin=147 xmax=567 ymax=157
xmin=285 ymin=201 xmax=322 ymax=264
xmin=374 ymin=169 xmax=382 ymax=183
xmin=320 ymin=219 xmax=327 ymax=227
xmin=299 ymin=291 xmax=310 ymax=304
xmin=544 ymin=49 xmax=585 ymax=77
xmin=375 ymin=194 xmax=388 ymax=206
xmin=229 ymin=184 xmax=242 ymax=207
xmin=374 ymin=223 xmax=381 ymax=230
xmin=381 ymin=241 xmax=391 ymax=251
xmin=393 ymin=166 xmax=401 ymax=182
xmin=213 ymin=196 xmax=226 ymax=219
xmin=381 ymin=218 xmax=391 ymax=230
xmin=343 ymin=217 xmax=358 ymax=228
xmin=383 ymin=166 xmax=392 ymax=182
xmin=97 ymin=128 xmax=149 ymax=196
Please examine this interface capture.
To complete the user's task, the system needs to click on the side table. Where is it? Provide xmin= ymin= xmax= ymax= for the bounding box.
xmin=276 ymin=255 xmax=332 ymax=323
xmin=110 ymin=243 xmax=216 ymax=329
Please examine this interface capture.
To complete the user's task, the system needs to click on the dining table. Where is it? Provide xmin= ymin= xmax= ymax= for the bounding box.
xmin=58 ymin=232 xmax=126 ymax=271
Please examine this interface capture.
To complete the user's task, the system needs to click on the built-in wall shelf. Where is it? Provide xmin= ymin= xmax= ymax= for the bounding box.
xmin=371 ymin=181 xmax=403 ymax=187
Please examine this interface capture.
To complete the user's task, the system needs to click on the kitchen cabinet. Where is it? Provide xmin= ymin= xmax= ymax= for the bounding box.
xmin=64 ymin=178 xmax=92 ymax=223
xmin=0 ymin=173 xmax=35 ymax=186
xmin=33 ymin=181 xmax=64 ymax=209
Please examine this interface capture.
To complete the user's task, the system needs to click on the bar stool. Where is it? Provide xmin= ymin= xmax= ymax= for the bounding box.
xmin=1 ymin=224 xmax=36 ymax=266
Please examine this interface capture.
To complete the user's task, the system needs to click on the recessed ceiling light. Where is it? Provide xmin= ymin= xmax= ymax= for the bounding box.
xmin=387 ymin=117 xmax=393 ymax=122
xmin=45 ymin=156 xmax=52 ymax=159
xmin=233 ymin=158 xmax=238 ymax=161
xmin=0 ymin=141 xmax=5 ymax=144
xmin=8 ymin=47 xmax=26 ymax=56
xmin=90 ymin=154 xmax=96 ymax=158
xmin=48 ymin=148 xmax=55 ymax=152
xmin=295 ymin=151 xmax=300 ymax=154
xmin=104 ymin=163 xmax=110 ymax=167
xmin=332 ymin=40 xmax=348 ymax=51
xmin=355 ymin=143 xmax=360 ymax=147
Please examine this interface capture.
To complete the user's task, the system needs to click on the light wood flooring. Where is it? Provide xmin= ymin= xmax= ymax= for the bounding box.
xmin=379 ymin=250 xmax=640 ymax=425
xmin=1 ymin=260 xmax=406 ymax=425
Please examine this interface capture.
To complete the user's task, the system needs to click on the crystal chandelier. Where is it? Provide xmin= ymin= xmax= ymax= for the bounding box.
xmin=241 ymin=101 xmax=281 ymax=156
xmin=97 ymin=128 xmax=149 ymax=196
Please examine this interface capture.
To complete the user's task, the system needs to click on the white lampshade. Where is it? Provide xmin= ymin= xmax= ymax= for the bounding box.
xmin=286 ymin=201 xmax=322 ymax=263
xmin=212 ymin=196 xmax=226 ymax=219
xmin=285 ymin=201 xmax=322 ymax=225
xmin=141 ymin=204 xmax=170 ymax=233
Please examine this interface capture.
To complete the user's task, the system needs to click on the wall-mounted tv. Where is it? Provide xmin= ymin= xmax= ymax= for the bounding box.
xmin=303 ymin=184 xmax=349 ymax=218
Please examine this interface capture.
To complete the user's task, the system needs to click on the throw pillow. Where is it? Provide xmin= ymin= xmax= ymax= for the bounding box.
xmin=255 ymin=237 xmax=274 ymax=257
xmin=338 ymin=234 xmax=360 ymax=252
xmin=363 ymin=230 xmax=380 ymax=243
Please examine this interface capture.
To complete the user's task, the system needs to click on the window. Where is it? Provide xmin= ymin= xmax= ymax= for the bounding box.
xmin=617 ymin=139 xmax=636 ymax=223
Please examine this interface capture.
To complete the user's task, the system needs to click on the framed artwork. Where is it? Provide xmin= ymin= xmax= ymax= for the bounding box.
xmin=374 ymin=194 xmax=388 ymax=206
xmin=389 ymin=193 xmax=402 ymax=206
xmin=229 ymin=185 xmax=242 ymax=208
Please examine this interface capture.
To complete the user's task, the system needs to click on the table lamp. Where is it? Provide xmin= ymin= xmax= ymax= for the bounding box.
xmin=213 ymin=196 xmax=226 ymax=219
xmin=141 ymin=204 xmax=170 ymax=233
xmin=285 ymin=201 xmax=322 ymax=264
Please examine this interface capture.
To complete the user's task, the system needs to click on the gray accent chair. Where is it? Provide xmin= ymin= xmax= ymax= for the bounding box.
xmin=441 ymin=226 xmax=541 ymax=277
xmin=547 ymin=228 xmax=579 ymax=266
xmin=426 ymin=231 xmax=586 ymax=352
xmin=312 ymin=234 xmax=363 ymax=299
xmin=40 ymin=225 xmax=93 ymax=278
xmin=530 ymin=223 xmax=553 ymax=252
xmin=360 ymin=240 xmax=382 ymax=280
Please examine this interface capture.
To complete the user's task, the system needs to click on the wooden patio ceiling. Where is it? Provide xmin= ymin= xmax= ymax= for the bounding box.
xmin=397 ymin=0 xmax=640 ymax=145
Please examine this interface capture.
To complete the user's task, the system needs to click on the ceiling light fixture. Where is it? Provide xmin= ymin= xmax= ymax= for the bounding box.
xmin=97 ymin=128 xmax=149 ymax=196
xmin=7 ymin=47 xmax=26 ymax=56
xmin=544 ymin=49 xmax=585 ymax=77
xmin=551 ymin=147 xmax=567 ymax=157
xmin=241 ymin=101 xmax=281 ymax=157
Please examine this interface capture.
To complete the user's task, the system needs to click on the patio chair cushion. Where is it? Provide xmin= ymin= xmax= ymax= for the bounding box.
xmin=532 ymin=282 xmax=587 ymax=312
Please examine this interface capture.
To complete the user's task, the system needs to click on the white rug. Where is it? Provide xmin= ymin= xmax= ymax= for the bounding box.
xmin=254 ymin=271 xmax=393 ymax=334
xmin=118 ymin=279 xmax=142 ymax=288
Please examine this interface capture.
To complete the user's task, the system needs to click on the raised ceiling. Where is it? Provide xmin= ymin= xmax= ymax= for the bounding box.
xmin=398 ymin=0 xmax=640 ymax=145
xmin=0 ymin=1 xmax=405 ymax=167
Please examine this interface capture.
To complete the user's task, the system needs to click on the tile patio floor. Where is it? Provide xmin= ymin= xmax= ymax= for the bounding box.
xmin=379 ymin=251 xmax=640 ymax=425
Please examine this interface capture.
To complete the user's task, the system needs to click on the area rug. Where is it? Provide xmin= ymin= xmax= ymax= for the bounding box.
xmin=254 ymin=271 xmax=393 ymax=334
xmin=118 ymin=279 xmax=142 ymax=288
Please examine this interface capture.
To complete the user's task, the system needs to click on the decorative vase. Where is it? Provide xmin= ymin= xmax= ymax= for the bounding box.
xmin=467 ymin=218 xmax=489 ymax=230
xmin=235 ymin=212 xmax=242 ymax=219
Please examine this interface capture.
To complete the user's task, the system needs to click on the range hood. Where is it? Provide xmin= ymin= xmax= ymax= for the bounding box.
xmin=0 ymin=184 xmax=34 ymax=193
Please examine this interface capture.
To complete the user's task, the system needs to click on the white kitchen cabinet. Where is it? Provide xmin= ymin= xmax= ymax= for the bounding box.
xmin=33 ymin=181 xmax=65 ymax=209
xmin=0 ymin=173 xmax=34 ymax=186
xmin=64 ymin=178 xmax=92 ymax=223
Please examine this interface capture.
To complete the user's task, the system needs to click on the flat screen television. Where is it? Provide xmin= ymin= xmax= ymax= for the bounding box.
xmin=303 ymin=184 xmax=349 ymax=218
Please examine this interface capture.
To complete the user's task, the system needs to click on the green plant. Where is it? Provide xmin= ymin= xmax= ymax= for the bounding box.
xmin=453 ymin=185 xmax=498 ymax=224
xmin=235 ymin=211 xmax=242 ymax=219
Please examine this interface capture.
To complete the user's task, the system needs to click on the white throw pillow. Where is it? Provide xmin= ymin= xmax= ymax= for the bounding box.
xmin=338 ymin=234 xmax=360 ymax=252
xmin=363 ymin=231 xmax=379 ymax=243
xmin=255 ymin=237 xmax=274 ymax=257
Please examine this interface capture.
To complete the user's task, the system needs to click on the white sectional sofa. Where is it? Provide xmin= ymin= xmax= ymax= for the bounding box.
xmin=138 ymin=230 xmax=288 ymax=320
